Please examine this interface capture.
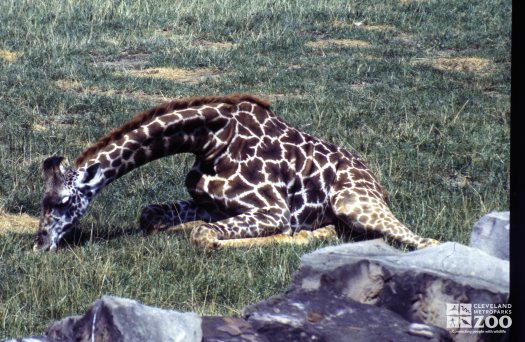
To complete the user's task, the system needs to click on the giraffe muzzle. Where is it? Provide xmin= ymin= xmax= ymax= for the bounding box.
xmin=33 ymin=224 xmax=72 ymax=252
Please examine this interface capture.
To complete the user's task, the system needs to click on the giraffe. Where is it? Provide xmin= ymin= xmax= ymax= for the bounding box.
xmin=34 ymin=94 xmax=439 ymax=251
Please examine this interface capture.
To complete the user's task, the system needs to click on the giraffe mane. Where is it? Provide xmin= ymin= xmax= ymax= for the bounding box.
xmin=74 ymin=94 xmax=271 ymax=167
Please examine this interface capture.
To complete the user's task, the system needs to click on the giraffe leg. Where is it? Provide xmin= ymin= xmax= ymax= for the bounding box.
xmin=139 ymin=200 xmax=217 ymax=235
xmin=196 ymin=225 xmax=339 ymax=249
xmin=330 ymin=189 xmax=439 ymax=249
xmin=190 ymin=207 xmax=295 ymax=249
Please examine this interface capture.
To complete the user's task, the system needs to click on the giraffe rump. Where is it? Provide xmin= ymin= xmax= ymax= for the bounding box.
xmin=75 ymin=94 xmax=271 ymax=167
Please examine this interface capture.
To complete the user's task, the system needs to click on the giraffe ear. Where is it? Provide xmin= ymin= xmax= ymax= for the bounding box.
xmin=80 ymin=163 xmax=103 ymax=187
xmin=43 ymin=156 xmax=65 ymax=180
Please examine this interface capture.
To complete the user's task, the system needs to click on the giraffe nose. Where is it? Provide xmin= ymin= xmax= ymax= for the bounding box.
xmin=34 ymin=230 xmax=48 ymax=244
xmin=33 ymin=230 xmax=52 ymax=251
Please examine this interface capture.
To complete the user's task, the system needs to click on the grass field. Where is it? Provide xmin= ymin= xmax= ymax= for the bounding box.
xmin=0 ymin=0 xmax=510 ymax=338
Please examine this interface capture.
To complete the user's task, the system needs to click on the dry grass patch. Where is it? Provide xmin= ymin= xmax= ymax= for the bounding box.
xmin=0 ymin=212 xmax=39 ymax=235
xmin=331 ymin=20 xmax=416 ymax=46
xmin=332 ymin=20 xmax=397 ymax=32
xmin=355 ymin=53 xmax=381 ymax=61
xmin=55 ymin=79 xmax=171 ymax=104
xmin=154 ymin=29 xmax=189 ymax=40
xmin=331 ymin=20 xmax=353 ymax=28
xmin=55 ymin=79 xmax=83 ymax=91
xmin=123 ymin=67 xmax=222 ymax=84
xmin=411 ymin=57 xmax=491 ymax=73
xmin=195 ymin=39 xmax=236 ymax=50
xmin=0 ymin=49 xmax=18 ymax=63
xmin=95 ymin=53 xmax=150 ymax=70
xmin=431 ymin=57 xmax=490 ymax=73
xmin=349 ymin=81 xmax=371 ymax=90
xmin=264 ymin=93 xmax=309 ymax=101
xmin=31 ymin=123 xmax=48 ymax=132
xmin=305 ymin=39 xmax=371 ymax=49
xmin=359 ymin=24 xmax=397 ymax=32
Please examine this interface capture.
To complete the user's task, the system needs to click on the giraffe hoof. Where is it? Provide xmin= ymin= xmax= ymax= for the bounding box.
xmin=312 ymin=225 xmax=338 ymax=240
xmin=190 ymin=225 xmax=221 ymax=249
xmin=417 ymin=238 xmax=440 ymax=249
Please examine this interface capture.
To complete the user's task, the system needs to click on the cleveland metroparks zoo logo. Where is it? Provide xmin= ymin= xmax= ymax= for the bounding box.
xmin=446 ymin=303 xmax=512 ymax=334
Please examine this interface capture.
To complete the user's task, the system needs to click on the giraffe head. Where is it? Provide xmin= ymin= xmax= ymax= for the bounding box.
xmin=34 ymin=156 xmax=103 ymax=251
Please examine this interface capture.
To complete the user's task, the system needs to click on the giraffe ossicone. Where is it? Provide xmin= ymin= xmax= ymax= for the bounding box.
xmin=34 ymin=94 xmax=439 ymax=251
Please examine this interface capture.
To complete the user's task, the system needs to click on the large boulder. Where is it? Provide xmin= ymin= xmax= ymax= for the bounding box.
xmin=4 ymin=296 xmax=202 ymax=342
xmin=469 ymin=211 xmax=509 ymax=260
xmin=292 ymin=239 xmax=509 ymax=341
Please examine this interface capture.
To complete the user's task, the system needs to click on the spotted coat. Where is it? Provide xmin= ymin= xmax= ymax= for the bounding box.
xmin=35 ymin=94 xmax=439 ymax=251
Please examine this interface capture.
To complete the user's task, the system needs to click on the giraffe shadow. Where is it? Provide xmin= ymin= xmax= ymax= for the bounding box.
xmin=58 ymin=224 xmax=139 ymax=249
xmin=335 ymin=223 xmax=415 ymax=251
xmin=334 ymin=223 xmax=413 ymax=249
xmin=334 ymin=222 xmax=382 ymax=243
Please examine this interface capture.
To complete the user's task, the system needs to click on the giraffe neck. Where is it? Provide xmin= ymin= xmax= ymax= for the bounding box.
xmin=75 ymin=103 xmax=234 ymax=192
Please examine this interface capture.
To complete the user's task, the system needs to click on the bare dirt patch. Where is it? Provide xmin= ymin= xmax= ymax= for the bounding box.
xmin=0 ymin=49 xmax=18 ymax=63
xmin=123 ymin=67 xmax=223 ymax=84
xmin=0 ymin=212 xmax=38 ymax=235
xmin=305 ymin=39 xmax=371 ymax=49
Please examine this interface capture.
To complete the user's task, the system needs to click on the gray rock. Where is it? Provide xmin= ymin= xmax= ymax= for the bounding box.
xmin=45 ymin=295 xmax=202 ymax=342
xmin=294 ymin=239 xmax=509 ymax=341
xmin=2 ymin=338 xmax=50 ymax=342
xmin=202 ymin=316 xmax=269 ymax=342
xmin=244 ymin=288 xmax=452 ymax=342
xmin=470 ymin=211 xmax=509 ymax=260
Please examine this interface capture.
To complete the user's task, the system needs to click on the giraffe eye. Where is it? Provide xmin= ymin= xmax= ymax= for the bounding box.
xmin=57 ymin=196 xmax=70 ymax=207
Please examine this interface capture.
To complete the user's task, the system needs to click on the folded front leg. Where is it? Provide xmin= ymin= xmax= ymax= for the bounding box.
xmin=140 ymin=200 xmax=220 ymax=235
xmin=190 ymin=207 xmax=291 ymax=249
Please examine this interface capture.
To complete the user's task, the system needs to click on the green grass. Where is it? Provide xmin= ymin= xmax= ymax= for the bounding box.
xmin=0 ymin=0 xmax=510 ymax=338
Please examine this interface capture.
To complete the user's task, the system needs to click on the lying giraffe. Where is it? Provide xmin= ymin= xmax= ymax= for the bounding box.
xmin=34 ymin=94 xmax=439 ymax=251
